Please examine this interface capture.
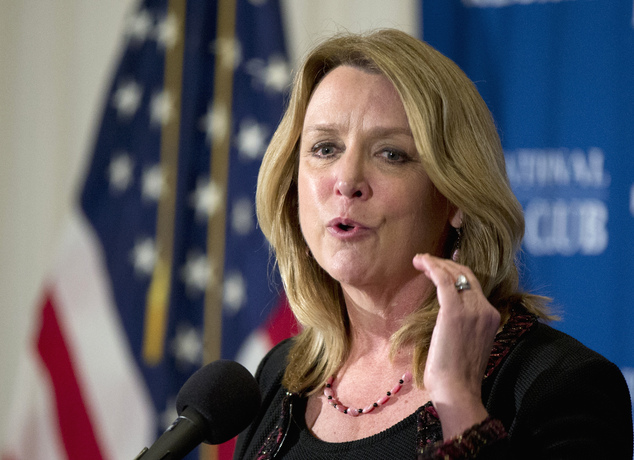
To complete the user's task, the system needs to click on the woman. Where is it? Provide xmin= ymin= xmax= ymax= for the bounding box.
xmin=234 ymin=29 xmax=633 ymax=459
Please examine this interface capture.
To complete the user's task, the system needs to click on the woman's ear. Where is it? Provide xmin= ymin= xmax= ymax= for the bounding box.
xmin=449 ymin=207 xmax=463 ymax=229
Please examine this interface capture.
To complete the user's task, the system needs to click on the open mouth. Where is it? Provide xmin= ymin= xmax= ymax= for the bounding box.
xmin=328 ymin=218 xmax=366 ymax=236
xmin=337 ymin=223 xmax=355 ymax=231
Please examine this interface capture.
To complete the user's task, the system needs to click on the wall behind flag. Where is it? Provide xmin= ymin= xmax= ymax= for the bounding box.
xmin=0 ymin=0 xmax=418 ymax=448
xmin=0 ymin=0 xmax=137 ymax=448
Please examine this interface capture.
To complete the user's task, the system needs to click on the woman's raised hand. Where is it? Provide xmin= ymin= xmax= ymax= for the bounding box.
xmin=413 ymin=253 xmax=501 ymax=439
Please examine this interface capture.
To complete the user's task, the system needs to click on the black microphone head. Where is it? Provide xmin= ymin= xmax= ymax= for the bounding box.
xmin=175 ymin=360 xmax=261 ymax=445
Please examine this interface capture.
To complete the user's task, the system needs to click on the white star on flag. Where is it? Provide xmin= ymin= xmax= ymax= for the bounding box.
xmin=141 ymin=164 xmax=164 ymax=201
xmin=189 ymin=178 xmax=224 ymax=220
xmin=130 ymin=237 xmax=157 ymax=277
xmin=181 ymin=251 xmax=214 ymax=297
xmin=262 ymin=55 xmax=291 ymax=92
xmin=235 ymin=119 xmax=268 ymax=160
xmin=231 ymin=197 xmax=255 ymax=236
xmin=223 ymin=271 xmax=247 ymax=314
xmin=154 ymin=13 xmax=179 ymax=49
xmin=170 ymin=323 xmax=203 ymax=368
xmin=199 ymin=102 xmax=229 ymax=145
xmin=108 ymin=153 xmax=134 ymax=193
xmin=246 ymin=54 xmax=291 ymax=93
xmin=112 ymin=80 xmax=143 ymax=118
xmin=125 ymin=9 xmax=153 ymax=43
xmin=150 ymin=90 xmax=173 ymax=126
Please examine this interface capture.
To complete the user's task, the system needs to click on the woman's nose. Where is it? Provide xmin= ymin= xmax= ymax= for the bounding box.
xmin=334 ymin=150 xmax=371 ymax=199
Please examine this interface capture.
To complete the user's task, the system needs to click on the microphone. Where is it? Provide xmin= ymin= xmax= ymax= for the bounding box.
xmin=134 ymin=360 xmax=261 ymax=460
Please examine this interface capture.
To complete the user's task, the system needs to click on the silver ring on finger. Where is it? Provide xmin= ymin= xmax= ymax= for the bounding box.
xmin=454 ymin=274 xmax=471 ymax=292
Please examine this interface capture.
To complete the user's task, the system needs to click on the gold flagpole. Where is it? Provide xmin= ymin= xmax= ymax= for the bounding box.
xmin=201 ymin=0 xmax=238 ymax=459
xmin=142 ymin=0 xmax=187 ymax=366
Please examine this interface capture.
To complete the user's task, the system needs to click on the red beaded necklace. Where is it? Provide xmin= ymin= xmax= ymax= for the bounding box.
xmin=323 ymin=371 xmax=413 ymax=416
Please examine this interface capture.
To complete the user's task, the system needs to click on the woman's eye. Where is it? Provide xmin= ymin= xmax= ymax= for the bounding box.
xmin=311 ymin=143 xmax=337 ymax=157
xmin=380 ymin=149 xmax=408 ymax=162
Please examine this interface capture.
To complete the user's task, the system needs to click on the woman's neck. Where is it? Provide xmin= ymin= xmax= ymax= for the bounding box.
xmin=340 ymin=271 xmax=433 ymax=351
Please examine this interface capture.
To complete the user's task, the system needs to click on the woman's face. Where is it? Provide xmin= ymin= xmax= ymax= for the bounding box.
xmin=297 ymin=65 xmax=453 ymax=291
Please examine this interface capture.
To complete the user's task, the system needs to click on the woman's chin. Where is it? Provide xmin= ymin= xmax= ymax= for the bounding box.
xmin=321 ymin=258 xmax=374 ymax=287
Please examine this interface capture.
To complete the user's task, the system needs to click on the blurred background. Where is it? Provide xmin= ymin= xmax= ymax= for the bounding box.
xmin=1 ymin=1 xmax=632 ymax=459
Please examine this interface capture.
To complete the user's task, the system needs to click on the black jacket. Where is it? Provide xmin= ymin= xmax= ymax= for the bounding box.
xmin=234 ymin=319 xmax=633 ymax=459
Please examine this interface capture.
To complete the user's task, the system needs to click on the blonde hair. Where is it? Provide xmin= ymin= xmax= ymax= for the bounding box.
xmin=256 ymin=29 xmax=548 ymax=394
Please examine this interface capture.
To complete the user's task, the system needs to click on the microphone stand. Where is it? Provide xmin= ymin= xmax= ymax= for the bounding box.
xmin=132 ymin=407 xmax=207 ymax=460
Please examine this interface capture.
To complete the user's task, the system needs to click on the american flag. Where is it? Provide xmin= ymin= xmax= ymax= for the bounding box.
xmin=2 ymin=0 xmax=295 ymax=459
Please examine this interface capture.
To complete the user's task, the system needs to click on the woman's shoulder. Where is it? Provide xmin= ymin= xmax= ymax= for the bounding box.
xmin=485 ymin=320 xmax=633 ymax=457
xmin=491 ymin=319 xmax=625 ymax=390
xmin=486 ymin=319 xmax=631 ymax=419
xmin=510 ymin=320 xmax=619 ymax=370
xmin=233 ymin=339 xmax=294 ymax=460
xmin=253 ymin=337 xmax=294 ymax=392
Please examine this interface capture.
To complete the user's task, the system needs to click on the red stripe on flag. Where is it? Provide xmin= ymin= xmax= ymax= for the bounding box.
xmin=218 ymin=436 xmax=237 ymax=460
xmin=265 ymin=294 xmax=298 ymax=346
xmin=37 ymin=292 xmax=105 ymax=460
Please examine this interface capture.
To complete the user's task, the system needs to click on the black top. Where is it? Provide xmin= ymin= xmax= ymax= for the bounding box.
xmin=280 ymin=397 xmax=420 ymax=459
xmin=234 ymin=309 xmax=633 ymax=459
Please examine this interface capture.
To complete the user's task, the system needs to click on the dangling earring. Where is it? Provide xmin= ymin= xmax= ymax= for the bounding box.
xmin=452 ymin=226 xmax=462 ymax=262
